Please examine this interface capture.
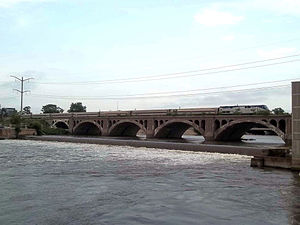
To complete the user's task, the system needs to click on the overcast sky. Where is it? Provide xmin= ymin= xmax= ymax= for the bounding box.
xmin=0 ymin=0 xmax=300 ymax=113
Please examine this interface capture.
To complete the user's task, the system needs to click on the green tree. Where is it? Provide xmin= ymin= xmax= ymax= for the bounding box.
xmin=10 ymin=114 xmax=22 ymax=125
xmin=272 ymin=107 xmax=285 ymax=115
xmin=41 ymin=104 xmax=64 ymax=113
xmin=10 ymin=114 xmax=22 ymax=138
xmin=23 ymin=106 xmax=31 ymax=114
xmin=27 ymin=121 xmax=42 ymax=135
xmin=68 ymin=102 xmax=87 ymax=112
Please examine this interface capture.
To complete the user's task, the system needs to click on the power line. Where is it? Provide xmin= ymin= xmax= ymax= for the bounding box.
xmin=2 ymin=53 xmax=300 ymax=85
xmin=11 ymin=76 xmax=34 ymax=113
xmin=29 ymin=77 xmax=299 ymax=99
xmin=29 ymin=83 xmax=291 ymax=100
xmin=32 ymin=54 xmax=300 ymax=85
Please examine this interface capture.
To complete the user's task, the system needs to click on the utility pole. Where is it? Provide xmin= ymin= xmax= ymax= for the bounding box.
xmin=11 ymin=76 xmax=34 ymax=114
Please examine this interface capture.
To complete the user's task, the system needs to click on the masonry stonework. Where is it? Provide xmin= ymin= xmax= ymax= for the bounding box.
xmin=292 ymin=82 xmax=300 ymax=170
xmin=28 ymin=113 xmax=291 ymax=145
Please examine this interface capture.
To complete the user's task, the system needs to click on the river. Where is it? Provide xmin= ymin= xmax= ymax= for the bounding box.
xmin=0 ymin=139 xmax=299 ymax=225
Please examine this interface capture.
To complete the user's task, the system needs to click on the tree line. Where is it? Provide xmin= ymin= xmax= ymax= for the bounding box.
xmin=21 ymin=102 xmax=87 ymax=114
xmin=0 ymin=102 xmax=87 ymax=138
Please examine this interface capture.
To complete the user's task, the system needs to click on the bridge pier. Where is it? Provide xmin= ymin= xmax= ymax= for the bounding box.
xmin=68 ymin=118 xmax=75 ymax=134
xmin=101 ymin=119 xmax=110 ymax=136
xmin=203 ymin=118 xmax=215 ymax=141
xmin=285 ymin=116 xmax=293 ymax=146
xmin=292 ymin=82 xmax=300 ymax=170
xmin=146 ymin=119 xmax=155 ymax=138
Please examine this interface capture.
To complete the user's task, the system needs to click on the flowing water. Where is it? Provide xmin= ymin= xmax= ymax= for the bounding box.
xmin=0 ymin=140 xmax=299 ymax=225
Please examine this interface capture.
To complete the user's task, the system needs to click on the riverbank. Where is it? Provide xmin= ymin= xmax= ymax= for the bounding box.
xmin=24 ymin=135 xmax=273 ymax=157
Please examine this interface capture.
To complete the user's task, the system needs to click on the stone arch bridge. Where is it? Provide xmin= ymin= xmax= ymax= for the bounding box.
xmin=27 ymin=111 xmax=292 ymax=144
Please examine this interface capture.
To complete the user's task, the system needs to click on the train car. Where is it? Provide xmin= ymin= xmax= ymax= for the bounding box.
xmin=177 ymin=107 xmax=218 ymax=115
xmin=129 ymin=109 xmax=167 ymax=116
xmin=218 ymin=105 xmax=269 ymax=114
xmin=129 ymin=108 xmax=218 ymax=116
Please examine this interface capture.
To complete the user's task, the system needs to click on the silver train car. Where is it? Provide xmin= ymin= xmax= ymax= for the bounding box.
xmin=218 ymin=105 xmax=269 ymax=114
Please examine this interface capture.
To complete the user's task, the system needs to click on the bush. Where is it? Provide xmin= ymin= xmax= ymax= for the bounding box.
xmin=24 ymin=119 xmax=69 ymax=136
xmin=10 ymin=114 xmax=22 ymax=126
xmin=27 ymin=121 xmax=43 ymax=135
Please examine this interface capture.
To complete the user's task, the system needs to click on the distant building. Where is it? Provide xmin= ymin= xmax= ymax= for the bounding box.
xmin=1 ymin=108 xmax=17 ymax=117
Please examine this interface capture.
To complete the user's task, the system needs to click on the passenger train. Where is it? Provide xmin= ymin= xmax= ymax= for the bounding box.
xmin=26 ymin=105 xmax=269 ymax=118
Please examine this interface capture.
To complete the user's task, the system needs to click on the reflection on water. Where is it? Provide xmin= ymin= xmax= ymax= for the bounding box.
xmin=69 ymin=134 xmax=286 ymax=147
xmin=139 ymin=134 xmax=286 ymax=147
xmin=0 ymin=140 xmax=299 ymax=225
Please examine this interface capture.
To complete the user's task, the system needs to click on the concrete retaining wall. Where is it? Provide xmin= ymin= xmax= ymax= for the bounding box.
xmin=0 ymin=128 xmax=36 ymax=139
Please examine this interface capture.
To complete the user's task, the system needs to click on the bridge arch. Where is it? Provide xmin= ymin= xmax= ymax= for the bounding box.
xmin=53 ymin=121 xmax=69 ymax=129
xmin=109 ymin=120 xmax=146 ymax=137
xmin=73 ymin=120 xmax=102 ymax=135
xmin=154 ymin=119 xmax=204 ymax=138
xmin=214 ymin=119 xmax=285 ymax=142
